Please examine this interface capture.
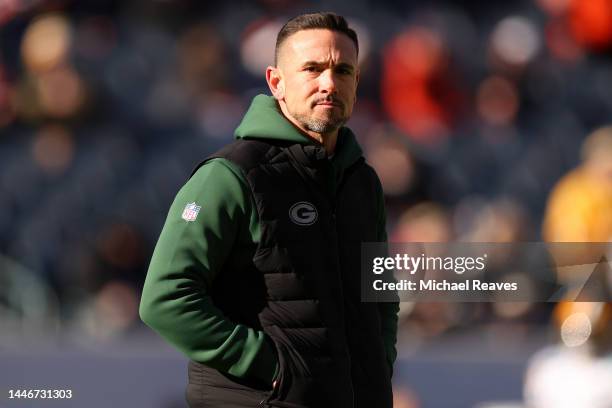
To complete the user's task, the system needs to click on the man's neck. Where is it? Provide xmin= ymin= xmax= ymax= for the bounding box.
xmin=312 ymin=131 xmax=338 ymax=157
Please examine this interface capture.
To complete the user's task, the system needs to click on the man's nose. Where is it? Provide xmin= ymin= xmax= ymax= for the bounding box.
xmin=318 ymin=69 xmax=337 ymax=94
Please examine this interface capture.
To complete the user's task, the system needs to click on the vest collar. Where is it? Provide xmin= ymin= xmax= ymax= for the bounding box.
xmin=287 ymin=144 xmax=327 ymax=168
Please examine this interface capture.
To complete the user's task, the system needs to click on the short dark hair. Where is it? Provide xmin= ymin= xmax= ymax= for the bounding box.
xmin=274 ymin=12 xmax=359 ymax=65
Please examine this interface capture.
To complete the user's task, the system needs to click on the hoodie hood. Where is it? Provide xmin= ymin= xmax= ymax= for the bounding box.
xmin=234 ymin=94 xmax=364 ymax=171
xmin=235 ymin=94 xmax=310 ymax=143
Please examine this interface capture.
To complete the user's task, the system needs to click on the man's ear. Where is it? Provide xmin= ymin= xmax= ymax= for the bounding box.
xmin=266 ymin=66 xmax=285 ymax=100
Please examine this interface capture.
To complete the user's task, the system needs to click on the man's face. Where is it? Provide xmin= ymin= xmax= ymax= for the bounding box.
xmin=272 ymin=29 xmax=359 ymax=135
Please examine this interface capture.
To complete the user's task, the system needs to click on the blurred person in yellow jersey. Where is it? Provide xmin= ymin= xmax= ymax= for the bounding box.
xmin=543 ymin=125 xmax=612 ymax=242
xmin=524 ymin=126 xmax=612 ymax=408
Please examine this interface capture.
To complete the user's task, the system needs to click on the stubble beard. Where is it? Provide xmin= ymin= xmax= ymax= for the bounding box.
xmin=290 ymin=107 xmax=348 ymax=134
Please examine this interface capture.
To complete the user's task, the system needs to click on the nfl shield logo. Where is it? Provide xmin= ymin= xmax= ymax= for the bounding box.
xmin=182 ymin=202 xmax=201 ymax=222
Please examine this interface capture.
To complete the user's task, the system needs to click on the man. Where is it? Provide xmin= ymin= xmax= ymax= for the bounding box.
xmin=140 ymin=12 xmax=399 ymax=408
xmin=543 ymin=125 xmax=612 ymax=242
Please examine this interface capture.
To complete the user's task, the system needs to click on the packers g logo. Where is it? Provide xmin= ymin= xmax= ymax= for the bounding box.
xmin=289 ymin=201 xmax=318 ymax=226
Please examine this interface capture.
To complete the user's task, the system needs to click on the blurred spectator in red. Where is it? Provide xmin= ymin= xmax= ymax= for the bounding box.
xmin=568 ymin=0 xmax=612 ymax=51
xmin=381 ymin=26 xmax=465 ymax=146
xmin=538 ymin=0 xmax=612 ymax=58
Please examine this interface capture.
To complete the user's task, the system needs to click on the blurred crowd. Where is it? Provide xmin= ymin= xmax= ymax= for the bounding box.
xmin=1 ymin=0 xmax=612 ymax=406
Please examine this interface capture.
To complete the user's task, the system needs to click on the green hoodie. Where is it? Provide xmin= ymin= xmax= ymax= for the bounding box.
xmin=139 ymin=95 xmax=398 ymax=386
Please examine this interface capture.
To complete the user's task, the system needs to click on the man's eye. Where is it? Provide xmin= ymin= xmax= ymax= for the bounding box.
xmin=304 ymin=67 xmax=317 ymax=72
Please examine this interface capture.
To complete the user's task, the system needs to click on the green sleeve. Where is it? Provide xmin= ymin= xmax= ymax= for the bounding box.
xmin=375 ymin=185 xmax=399 ymax=376
xmin=139 ymin=158 xmax=278 ymax=385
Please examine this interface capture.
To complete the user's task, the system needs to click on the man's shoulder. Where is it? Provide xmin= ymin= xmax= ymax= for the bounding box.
xmin=193 ymin=139 xmax=293 ymax=177
xmin=212 ymin=139 xmax=273 ymax=162
xmin=190 ymin=157 xmax=243 ymax=183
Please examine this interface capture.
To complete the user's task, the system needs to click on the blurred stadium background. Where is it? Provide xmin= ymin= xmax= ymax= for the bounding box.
xmin=1 ymin=0 xmax=611 ymax=407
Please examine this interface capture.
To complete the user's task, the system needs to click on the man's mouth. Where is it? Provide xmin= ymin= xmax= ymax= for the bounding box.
xmin=313 ymin=100 xmax=342 ymax=108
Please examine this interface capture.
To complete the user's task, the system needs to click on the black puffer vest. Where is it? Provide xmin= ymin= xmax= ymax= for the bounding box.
xmin=188 ymin=139 xmax=392 ymax=408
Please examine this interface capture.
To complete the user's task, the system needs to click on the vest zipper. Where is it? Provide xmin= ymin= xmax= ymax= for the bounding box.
xmin=285 ymin=144 xmax=360 ymax=407
xmin=259 ymin=363 xmax=281 ymax=407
